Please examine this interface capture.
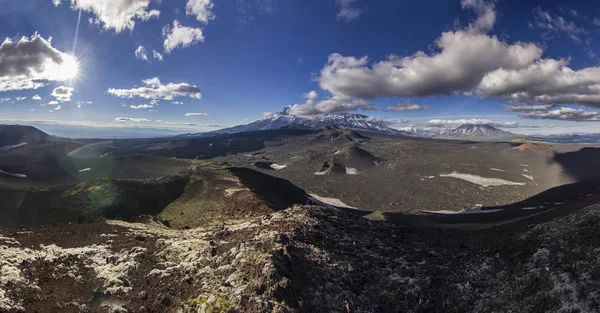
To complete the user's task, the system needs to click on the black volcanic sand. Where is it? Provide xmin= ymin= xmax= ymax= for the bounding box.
xmin=212 ymin=129 xmax=600 ymax=214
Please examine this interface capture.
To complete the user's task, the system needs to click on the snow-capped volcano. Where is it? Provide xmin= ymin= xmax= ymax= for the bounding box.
xmin=209 ymin=107 xmax=404 ymax=135
xmin=444 ymin=124 xmax=516 ymax=139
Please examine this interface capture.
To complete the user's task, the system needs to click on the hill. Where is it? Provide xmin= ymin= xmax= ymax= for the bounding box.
xmin=0 ymin=124 xmax=51 ymax=148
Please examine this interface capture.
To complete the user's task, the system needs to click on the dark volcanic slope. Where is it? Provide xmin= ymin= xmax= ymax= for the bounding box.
xmin=0 ymin=124 xmax=50 ymax=146
xmin=213 ymin=127 xmax=600 ymax=213
xmin=0 ymin=163 xmax=309 ymax=228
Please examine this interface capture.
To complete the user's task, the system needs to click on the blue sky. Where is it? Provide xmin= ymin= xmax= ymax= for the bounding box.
xmin=3 ymin=0 xmax=600 ymax=135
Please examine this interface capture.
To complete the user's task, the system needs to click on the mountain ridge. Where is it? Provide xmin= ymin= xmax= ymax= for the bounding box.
xmin=183 ymin=107 xmax=407 ymax=137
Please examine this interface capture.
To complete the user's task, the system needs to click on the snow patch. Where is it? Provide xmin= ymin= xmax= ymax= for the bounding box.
xmin=308 ymin=194 xmax=358 ymax=209
xmin=78 ymin=168 xmax=92 ymax=173
xmin=490 ymin=168 xmax=505 ymax=172
xmin=439 ymin=172 xmax=526 ymax=187
xmin=0 ymin=142 xmax=27 ymax=151
xmin=424 ymin=205 xmax=502 ymax=215
xmin=0 ymin=169 xmax=26 ymax=178
xmin=345 ymin=167 xmax=359 ymax=175
xmin=270 ymin=163 xmax=286 ymax=170
xmin=521 ymin=174 xmax=534 ymax=181
xmin=521 ymin=207 xmax=539 ymax=210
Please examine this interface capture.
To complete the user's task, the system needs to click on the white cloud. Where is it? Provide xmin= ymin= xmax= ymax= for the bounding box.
xmin=336 ymin=0 xmax=362 ymax=22
xmin=163 ymin=20 xmax=204 ymax=53
xmin=427 ymin=118 xmax=519 ymax=128
xmin=152 ymin=50 xmax=163 ymax=61
xmin=186 ymin=0 xmax=215 ymax=24
xmin=130 ymin=104 xmax=154 ymax=109
xmin=143 ymin=77 xmax=160 ymax=87
xmin=15 ymin=97 xmax=27 ymax=101
xmin=185 ymin=112 xmax=208 ymax=116
xmin=115 ymin=117 xmax=150 ymax=122
xmin=520 ymin=107 xmax=600 ymax=121
xmin=478 ymin=58 xmax=600 ymax=108
xmin=69 ymin=0 xmax=160 ymax=33
xmin=530 ymin=7 xmax=584 ymax=42
xmin=32 ymin=94 xmax=41 ymax=100
xmin=108 ymin=77 xmax=201 ymax=100
xmin=51 ymin=86 xmax=74 ymax=101
xmin=461 ymin=0 xmax=496 ymax=33
xmin=0 ymin=33 xmax=76 ymax=92
xmin=54 ymin=105 xmax=61 ymax=110
xmin=48 ymin=100 xmax=59 ymax=105
xmin=150 ymin=99 xmax=159 ymax=105
xmin=52 ymin=0 xmax=61 ymax=6
xmin=135 ymin=45 xmax=149 ymax=62
xmin=156 ymin=119 xmax=205 ymax=126
xmin=317 ymin=0 xmax=538 ymax=101
xmin=303 ymin=90 xmax=318 ymax=101
xmin=0 ymin=98 xmax=11 ymax=103
xmin=505 ymin=104 xmax=554 ymax=112
xmin=288 ymin=95 xmax=371 ymax=115
xmin=385 ymin=101 xmax=431 ymax=111
xmin=297 ymin=0 xmax=600 ymax=115
xmin=172 ymin=101 xmax=183 ymax=104
xmin=318 ymin=34 xmax=541 ymax=99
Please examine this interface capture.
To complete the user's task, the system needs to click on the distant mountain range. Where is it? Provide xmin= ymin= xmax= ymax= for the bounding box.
xmin=185 ymin=107 xmax=407 ymax=136
xmin=400 ymin=124 xmax=518 ymax=140
xmin=178 ymin=108 xmax=522 ymax=141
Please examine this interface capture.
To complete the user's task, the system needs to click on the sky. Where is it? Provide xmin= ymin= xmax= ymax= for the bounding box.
xmin=3 ymin=0 xmax=600 ymax=135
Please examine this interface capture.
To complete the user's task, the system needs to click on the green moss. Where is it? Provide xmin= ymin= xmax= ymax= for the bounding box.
xmin=86 ymin=180 xmax=120 ymax=208
xmin=272 ymin=301 xmax=286 ymax=313
xmin=190 ymin=295 xmax=231 ymax=313
xmin=191 ymin=295 xmax=207 ymax=306
xmin=207 ymin=296 xmax=232 ymax=313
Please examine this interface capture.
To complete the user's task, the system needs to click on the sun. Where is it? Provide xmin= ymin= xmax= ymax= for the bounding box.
xmin=59 ymin=55 xmax=80 ymax=81
xmin=46 ymin=54 xmax=80 ymax=82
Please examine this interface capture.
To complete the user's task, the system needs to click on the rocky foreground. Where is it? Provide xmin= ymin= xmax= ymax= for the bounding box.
xmin=1 ymin=200 xmax=600 ymax=312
